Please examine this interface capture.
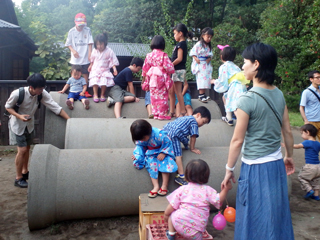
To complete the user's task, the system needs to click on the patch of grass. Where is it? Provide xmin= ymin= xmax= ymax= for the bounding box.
xmin=288 ymin=111 xmax=304 ymax=127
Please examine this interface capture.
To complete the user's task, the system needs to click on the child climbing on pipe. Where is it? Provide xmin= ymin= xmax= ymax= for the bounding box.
xmin=163 ymin=106 xmax=211 ymax=186
xmin=130 ymin=119 xmax=178 ymax=198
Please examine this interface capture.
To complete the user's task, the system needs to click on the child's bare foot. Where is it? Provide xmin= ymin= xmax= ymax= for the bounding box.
xmin=84 ymin=99 xmax=90 ymax=110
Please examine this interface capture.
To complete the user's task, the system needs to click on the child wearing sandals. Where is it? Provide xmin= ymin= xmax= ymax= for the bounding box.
xmin=211 ymin=45 xmax=249 ymax=126
xmin=169 ymin=23 xmax=191 ymax=118
xmin=190 ymin=27 xmax=214 ymax=103
xmin=131 ymin=119 xmax=178 ymax=198
xmin=59 ymin=65 xmax=90 ymax=110
xmin=142 ymin=35 xmax=175 ymax=120
xmin=88 ymin=32 xmax=119 ymax=103
xmin=164 ymin=159 xmax=232 ymax=240
xmin=174 ymin=79 xmax=193 ymax=117
xmin=163 ymin=106 xmax=211 ymax=186
xmin=293 ymin=124 xmax=320 ymax=201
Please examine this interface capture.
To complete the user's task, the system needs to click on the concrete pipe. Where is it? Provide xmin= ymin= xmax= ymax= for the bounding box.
xmin=44 ymin=92 xmax=222 ymax=149
xmin=64 ymin=118 xmax=235 ymax=149
xmin=27 ymin=144 xmax=240 ymax=230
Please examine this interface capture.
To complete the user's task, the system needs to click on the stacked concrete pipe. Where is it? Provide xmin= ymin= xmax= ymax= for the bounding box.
xmin=28 ymin=91 xmax=292 ymax=230
xmin=44 ymin=92 xmax=222 ymax=149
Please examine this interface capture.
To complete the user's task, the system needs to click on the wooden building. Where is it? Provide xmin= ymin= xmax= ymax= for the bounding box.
xmin=0 ymin=0 xmax=37 ymax=80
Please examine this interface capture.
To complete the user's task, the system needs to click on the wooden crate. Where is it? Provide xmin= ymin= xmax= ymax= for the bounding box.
xmin=139 ymin=193 xmax=169 ymax=240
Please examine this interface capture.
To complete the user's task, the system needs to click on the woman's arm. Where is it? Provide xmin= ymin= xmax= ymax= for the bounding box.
xmin=282 ymin=105 xmax=295 ymax=175
xmin=221 ymin=109 xmax=249 ymax=189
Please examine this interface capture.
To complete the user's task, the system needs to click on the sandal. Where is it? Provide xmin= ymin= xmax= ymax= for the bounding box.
xmin=93 ymin=98 xmax=99 ymax=103
xmin=148 ymin=114 xmax=154 ymax=119
xmin=157 ymin=188 xmax=169 ymax=196
xmin=178 ymin=112 xmax=187 ymax=118
xmin=84 ymin=99 xmax=90 ymax=110
xmin=100 ymin=97 xmax=106 ymax=102
xmin=148 ymin=191 xmax=158 ymax=198
xmin=169 ymin=112 xmax=176 ymax=118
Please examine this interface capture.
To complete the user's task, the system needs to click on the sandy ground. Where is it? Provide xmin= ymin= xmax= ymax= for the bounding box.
xmin=0 ymin=128 xmax=320 ymax=240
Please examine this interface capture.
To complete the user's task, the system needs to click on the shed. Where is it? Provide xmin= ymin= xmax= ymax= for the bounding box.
xmin=0 ymin=0 xmax=37 ymax=80
xmin=108 ymin=42 xmax=149 ymax=72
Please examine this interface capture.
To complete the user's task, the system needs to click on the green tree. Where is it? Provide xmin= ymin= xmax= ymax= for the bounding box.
xmin=258 ymin=0 xmax=320 ymax=110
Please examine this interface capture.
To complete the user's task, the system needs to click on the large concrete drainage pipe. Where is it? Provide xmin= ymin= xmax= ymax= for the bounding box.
xmin=28 ymin=144 xmax=241 ymax=230
xmin=64 ymin=118 xmax=235 ymax=149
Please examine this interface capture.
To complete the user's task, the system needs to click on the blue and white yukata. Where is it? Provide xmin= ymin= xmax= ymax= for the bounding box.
xmin=189 ymin=41 xmax=213 ymax=90
xmin=133 ymin=127 xmax=177 ymax=179
xmin=163 ymin=116 xmax=199 ymax=157
xmin=213 ymin=61 xmax=249 ymax=112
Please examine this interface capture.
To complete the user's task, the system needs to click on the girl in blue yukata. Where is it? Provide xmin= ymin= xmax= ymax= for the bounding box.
xmin=211 ymin=45 xmax=249 ymax=126
xmin=130 ymin=119 xmax=178 ymax=198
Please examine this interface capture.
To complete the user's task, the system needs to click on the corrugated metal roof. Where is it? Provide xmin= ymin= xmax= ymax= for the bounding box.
xmin=108 ymin=42 xmax=149 ymax=57
xmin=0 ymin=19 xmax=20 ymax=29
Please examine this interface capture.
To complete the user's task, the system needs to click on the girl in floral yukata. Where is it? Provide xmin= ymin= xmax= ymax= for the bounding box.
xmin=142 ymin=35 xmax=175 ymax=120
xmin=88 ymin=32 xmax=119 ymax=103
xmin=189 ymin=27 xmax=214 ymax=103
xmin=164 ymin=159 xmax=232 ymax=240
xmin=130 ymin=119 xmax=178 ymax=198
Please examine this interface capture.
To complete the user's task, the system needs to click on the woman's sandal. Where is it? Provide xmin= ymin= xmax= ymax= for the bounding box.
xmin=148 ymin=191 xmax=158 ymax=198
xmin=169 ymin=112 xmax=176 ymax=118
xmin=178 ymin=112 xmax=187 ymax=118
xmin=157 ymin=188 xmax=169 ymax=196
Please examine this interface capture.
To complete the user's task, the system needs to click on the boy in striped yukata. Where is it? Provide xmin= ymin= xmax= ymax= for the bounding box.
xmin=163 ymin=106 xmax=211 ymax=185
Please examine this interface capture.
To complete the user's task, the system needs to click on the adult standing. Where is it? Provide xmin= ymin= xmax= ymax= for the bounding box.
xmin=65 ymin=13 xmax=94 ymax=98
xmin=300 ymin=70 xmax=320 ymax=140
xmin=221 ymin=43 xmax=295 ymax=240
xmin=5 ymin=73 xmax=70 ymax=188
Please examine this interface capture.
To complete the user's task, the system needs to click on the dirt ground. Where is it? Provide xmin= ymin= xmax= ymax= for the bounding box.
xmin=0 ymin=128 xmax=320 ymax=240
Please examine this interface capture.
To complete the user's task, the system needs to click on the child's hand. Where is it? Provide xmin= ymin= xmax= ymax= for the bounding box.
xmin=113 ymin=69 xmax=118 ymax=76
xmin=135 ymin=97 xmax=140 ymax=103
xmin=195 ymin=57 xmax=200 ymax=64
xmin=210 ymin=79 xmax=215 ymax=84
xmin=58 ymin=91 xmax=64 ymax=94
xmin=131 ymin=155 xmax=136 ymax=161
xmin=206 ymin=58 xmax=211 ymax=64
xmin=88 ymin=65 xmax=92 ymax=72
xmin=225 ymin=180 xmax=233 ymax=191
xmin=157 ymin=153 xmax=165 ymax=161
xmin=72 ymin=50 xmax=79 ymax=58
xmin=191 ymin=148 xmax=201 ymax=154
xmin=80 ymin=92 xmax=85 ymax=96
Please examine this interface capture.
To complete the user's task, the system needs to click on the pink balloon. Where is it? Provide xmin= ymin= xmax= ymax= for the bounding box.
xmin=212 ymin=212 xmax=227 ymax=230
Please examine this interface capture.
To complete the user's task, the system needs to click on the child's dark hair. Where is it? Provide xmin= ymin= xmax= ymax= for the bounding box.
xmin=185 ymin=159 xmax=210 ymax=184
xmin=221 ymin=46 xmax=236 ymax=62
xmin=150 ymin=35 xmax=165 ymax=51
xmin=300 ymin=124 xmax=318 ymax=137
xmin=130 ymin=119 xmax=152 ymax=142
xmin=193 ymin=106 xmax=211 ymax=124
xmin=200 ymin=27 xmax=214 ymax=50
xmin=130 ymin=57 xmax=144 ymax=67
xmin=242 ymin=43 xmax=277 ymax=84
xmin=94 ymin=32 xmax=108 ymax=49
xmin=27 ymin=73 xmax=46 ymax=89
xmin=173 ymin=23 xmax=193 ymax=39
xmin=71 ymin=65 xmax=82 ymax=73
xmin=308 ymin=70 xmax=320 ymax=79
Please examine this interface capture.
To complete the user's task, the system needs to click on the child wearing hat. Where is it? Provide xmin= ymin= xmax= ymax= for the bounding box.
xmin=65 ymin=13 xmax=94 ymax=98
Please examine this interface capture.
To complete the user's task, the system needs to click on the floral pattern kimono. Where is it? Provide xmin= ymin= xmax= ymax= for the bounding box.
xmin=133 ymin=127 xmax=177 ymax=179
xmin=89 ymin=47 xmax=119 ymax=87
xmin=189 ymin=41 xmax=213 ymax=89
xmin=142 ymin=49 xmax=175 ymax=118
xmin=214 ymin=61 xmax=249 ymax=112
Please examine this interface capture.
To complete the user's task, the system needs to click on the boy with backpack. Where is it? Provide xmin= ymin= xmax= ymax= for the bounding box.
xmin=5 ymin=73 xmax=70 ymax=188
